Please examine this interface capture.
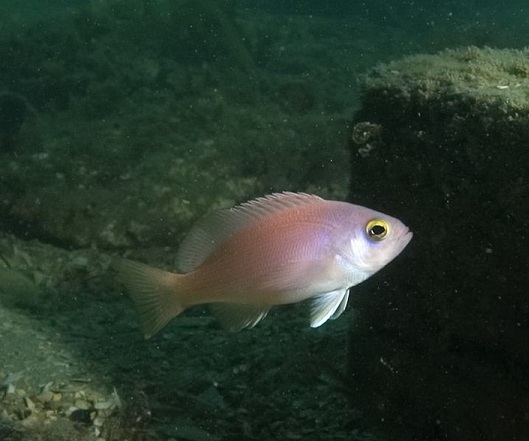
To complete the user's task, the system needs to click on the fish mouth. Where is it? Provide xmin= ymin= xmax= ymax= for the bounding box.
xmin=401 ymin=228 xmax=413 ymax=248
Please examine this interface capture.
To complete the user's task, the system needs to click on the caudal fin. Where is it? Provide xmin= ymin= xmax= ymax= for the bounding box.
xmin=113 ymin=258 xmax=184 ymax=339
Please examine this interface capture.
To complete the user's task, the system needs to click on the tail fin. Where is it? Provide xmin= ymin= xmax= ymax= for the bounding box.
xmin=113 ymin=258 xmax=185 ymax=339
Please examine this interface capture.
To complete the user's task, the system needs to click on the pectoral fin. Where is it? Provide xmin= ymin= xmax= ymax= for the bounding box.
xmin=310 ymin=289 xmax=349 ymax=328
xmin=331 ymin=290 xmax=349 ymax=320
xmin=210 ymin=303 xmax=270 ymax=332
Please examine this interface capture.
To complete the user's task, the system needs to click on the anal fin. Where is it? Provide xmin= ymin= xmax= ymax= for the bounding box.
xmin=210 ymin=303 xmax=270 ymax=332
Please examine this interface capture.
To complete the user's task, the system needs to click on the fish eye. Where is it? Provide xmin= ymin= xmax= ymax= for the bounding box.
xmin=365 ymin=218 xmax=389 ymax=242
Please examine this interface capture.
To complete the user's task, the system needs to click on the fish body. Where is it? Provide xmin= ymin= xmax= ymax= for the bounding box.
xmin=114 ymin=192 xmax=412 ymax=338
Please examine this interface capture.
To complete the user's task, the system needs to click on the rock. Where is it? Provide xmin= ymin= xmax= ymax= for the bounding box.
xmin=0 ymin=93 xmax=36 ymax=154
xmin=0 ymin=267 xmax=42 ymax=310
xmin=347 ymin=47 xmax=529 ymax=441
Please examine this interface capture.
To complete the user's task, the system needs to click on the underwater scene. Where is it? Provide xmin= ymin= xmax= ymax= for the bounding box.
xmin=0 ymin=0 xmax=528 ymax=440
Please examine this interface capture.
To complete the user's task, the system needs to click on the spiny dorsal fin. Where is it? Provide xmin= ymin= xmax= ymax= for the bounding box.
xmin=177 ymin=192 xmax=323 ymax=273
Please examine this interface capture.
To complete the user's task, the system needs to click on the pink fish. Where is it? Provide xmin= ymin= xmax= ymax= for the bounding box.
xmin=114 ymin=192 xmax=412 ymax=338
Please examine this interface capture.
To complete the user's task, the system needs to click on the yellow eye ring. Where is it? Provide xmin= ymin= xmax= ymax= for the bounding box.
xmin=365 ymin=218 xmax=389 ymax=242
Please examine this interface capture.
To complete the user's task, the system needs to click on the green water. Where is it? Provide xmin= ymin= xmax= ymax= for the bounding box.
xmin=0 ymin=1 xmax=527 ymax=440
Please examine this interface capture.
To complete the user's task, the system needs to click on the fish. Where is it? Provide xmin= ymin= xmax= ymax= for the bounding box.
xmin=113 ymin=192 xmax=412 ymax=338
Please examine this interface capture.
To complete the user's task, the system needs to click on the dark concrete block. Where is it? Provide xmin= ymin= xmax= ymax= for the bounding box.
xmin=348 ymin=47 xmax=529 ymax=441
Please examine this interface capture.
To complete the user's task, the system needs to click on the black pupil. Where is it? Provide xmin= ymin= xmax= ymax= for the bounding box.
xmin=370 ymin=224 xmax=386 ymax=236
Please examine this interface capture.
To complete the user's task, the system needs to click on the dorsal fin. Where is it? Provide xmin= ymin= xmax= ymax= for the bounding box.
xmin=177 ymin=192 xmax=323 ymax=273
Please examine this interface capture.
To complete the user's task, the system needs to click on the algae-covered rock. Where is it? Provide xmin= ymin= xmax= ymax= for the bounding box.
xmin=0 ymin=267 xmax=42 ymax=310
xmin=0 ymin=0 xmax=351 ymax=251
xmin=347 ymin=47 xmax=529 ymax=441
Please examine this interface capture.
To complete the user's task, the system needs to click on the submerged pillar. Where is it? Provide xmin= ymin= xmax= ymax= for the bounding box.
xmin=347 ymin=47 xmax=529 ymax=440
